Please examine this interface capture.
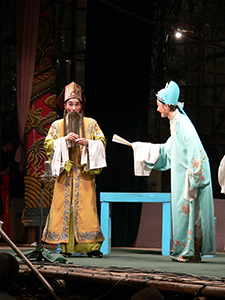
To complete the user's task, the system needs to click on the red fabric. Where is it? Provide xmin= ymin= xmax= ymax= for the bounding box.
xmin=17 ymin=0 xmax=40 ymax=144
xmin=24 ymin=0 xmax=57 ymax=212
xmin=0 ymin=175 xmax=11 ymax=237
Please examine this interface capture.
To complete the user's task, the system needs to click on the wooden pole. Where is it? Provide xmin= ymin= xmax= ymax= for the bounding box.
xmin=0 ymin=224 xmax=61 ymax=300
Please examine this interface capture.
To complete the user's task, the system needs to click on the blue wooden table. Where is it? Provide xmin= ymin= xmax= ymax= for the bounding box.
xmin=100 ymin=192 xmax=171 ymax=256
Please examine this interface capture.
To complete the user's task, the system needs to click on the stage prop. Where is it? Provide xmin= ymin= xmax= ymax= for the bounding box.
xmin=38 ymin=161 xmax=56 ymax=244
xmin=100 ymin=192 xmax=171 ymax=256
xmin=112 ymin=134 xmax=132 ymax=147
xmin=23 ymin=161 xmax=65 ymax=263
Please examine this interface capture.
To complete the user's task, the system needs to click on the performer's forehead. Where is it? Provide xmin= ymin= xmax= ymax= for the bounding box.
xmin=67 ymin=98 xmax=81 ymax=103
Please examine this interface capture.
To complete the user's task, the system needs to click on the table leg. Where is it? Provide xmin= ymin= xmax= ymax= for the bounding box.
xmin=162 ymin=202 xmax=171 ymax=255
xmin=101 ymin=202 xmax=111 ymax=255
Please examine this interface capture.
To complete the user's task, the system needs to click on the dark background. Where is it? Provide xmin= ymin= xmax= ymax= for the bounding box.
xmin=85 ymin=0 xmax=153 ymax=246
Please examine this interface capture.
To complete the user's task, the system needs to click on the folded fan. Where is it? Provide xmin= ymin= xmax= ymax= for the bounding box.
xmin=112 ymin=134 xmax=132 ymax=146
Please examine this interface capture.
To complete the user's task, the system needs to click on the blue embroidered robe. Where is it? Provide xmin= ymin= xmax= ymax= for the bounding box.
xmin=146 ymin=109 xmax=216 ymax=258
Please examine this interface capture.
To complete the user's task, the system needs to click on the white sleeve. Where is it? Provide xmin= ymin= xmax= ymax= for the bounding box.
xmin=51 ymin=137 xmax=69 ymax=176
xmin=218 ymin=155 xmax=225 ymax=194
xmin=81 ymin=140 xmax=107 ymax=170
xmin=131 ymin=142 xmax=160 ymax=176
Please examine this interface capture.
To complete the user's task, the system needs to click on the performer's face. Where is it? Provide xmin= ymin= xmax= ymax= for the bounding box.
xmin=64 ymin=99 xmax=82 ymax=113
xmin=157 ymin=100 xmax=169 ymax=118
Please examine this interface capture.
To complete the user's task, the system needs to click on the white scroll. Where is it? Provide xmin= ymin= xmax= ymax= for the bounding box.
xmin=112 ymin=134 xmax=132 ymax=147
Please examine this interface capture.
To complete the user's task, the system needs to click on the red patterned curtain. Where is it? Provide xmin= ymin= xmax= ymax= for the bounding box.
xmin=22 ymin=0 xmax=57 ymax=234
xmin=16 ymin=0 xmax=56 ymax=240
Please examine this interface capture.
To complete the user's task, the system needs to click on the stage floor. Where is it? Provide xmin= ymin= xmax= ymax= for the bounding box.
xmin=1 ymin=245 xmax=225 ymax=299
xmin=0 ymin=245 xmax=225 ymax=277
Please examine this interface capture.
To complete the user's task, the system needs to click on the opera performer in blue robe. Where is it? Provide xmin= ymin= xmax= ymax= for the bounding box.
xmin=132 ymin=81 xmax=216 ymax=262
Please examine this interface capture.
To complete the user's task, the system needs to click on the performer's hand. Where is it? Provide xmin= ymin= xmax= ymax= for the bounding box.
xmin=76 ymin=138 xmax=88 ymax=146
xmin=65 ymin=132 xmax=79 ymax=141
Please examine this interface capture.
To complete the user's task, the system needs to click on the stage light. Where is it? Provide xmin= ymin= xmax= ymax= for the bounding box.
xmin=175 ymin=31 xmax=182 ymax=39
xmin=175 ymin=28 xmax=194 ymax=39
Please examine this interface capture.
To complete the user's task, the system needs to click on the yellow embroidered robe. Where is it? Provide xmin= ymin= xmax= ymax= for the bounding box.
xmin=42 ymin=117 xmax=106 ymax=245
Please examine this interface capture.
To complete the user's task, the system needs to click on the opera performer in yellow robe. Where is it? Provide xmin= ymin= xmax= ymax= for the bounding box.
xmin=42 ymin=82 xmax=107 ymax=258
